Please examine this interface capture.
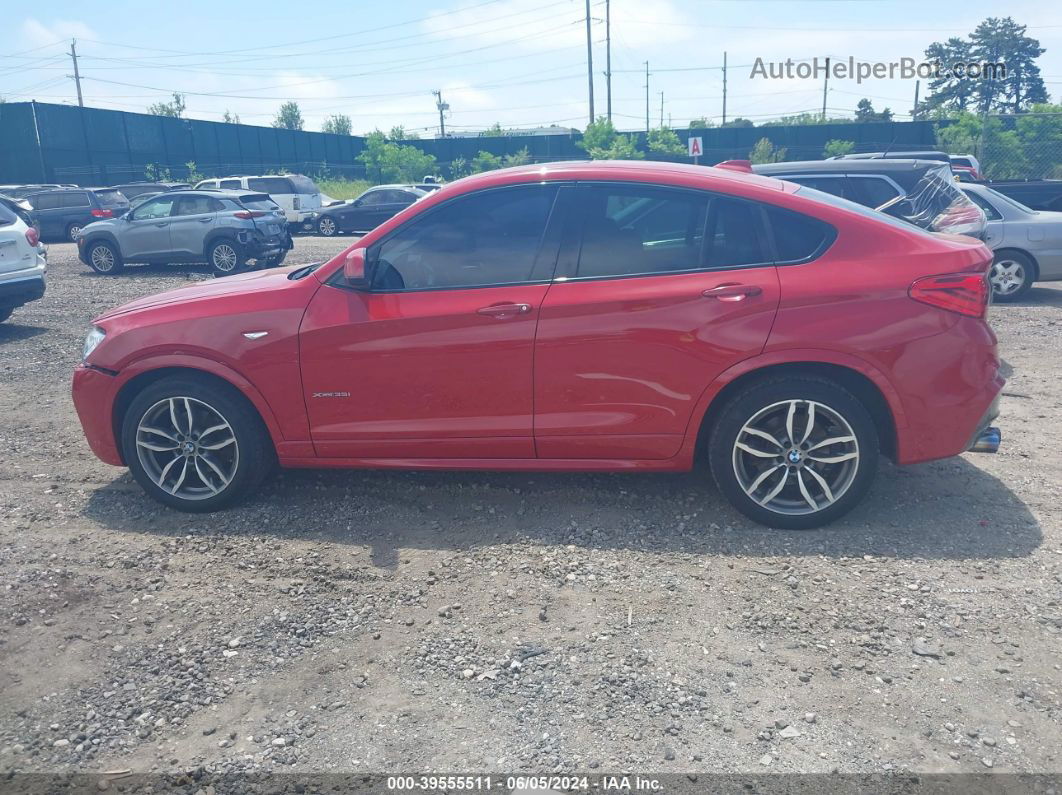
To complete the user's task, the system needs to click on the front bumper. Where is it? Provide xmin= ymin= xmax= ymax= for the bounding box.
xmin=0 ymin=260 xmax=46 ymax=309
xmin=72 ymin=364 xmax=124 ymax=466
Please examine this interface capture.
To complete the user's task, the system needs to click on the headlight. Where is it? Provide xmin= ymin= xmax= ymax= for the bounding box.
xmin=83 ymin=326 xmax=105 ymax=361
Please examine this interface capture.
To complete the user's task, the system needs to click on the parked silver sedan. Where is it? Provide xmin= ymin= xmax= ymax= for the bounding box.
xmin=962 ymin=183 xmax=1062 ymax=301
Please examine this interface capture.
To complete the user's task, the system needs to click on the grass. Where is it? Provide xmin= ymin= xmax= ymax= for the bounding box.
xmin=316 ymin=178 xmax=372 ymax=200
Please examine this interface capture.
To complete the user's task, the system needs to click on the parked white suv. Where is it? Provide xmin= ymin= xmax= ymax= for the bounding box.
xmin=0 ymin=200 xmax=47 ymax=323
xmin=193 ymin=174 xmax=321 ymax=228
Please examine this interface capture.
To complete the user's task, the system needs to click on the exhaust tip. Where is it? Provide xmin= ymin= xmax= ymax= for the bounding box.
xmin=970 ymin=426 xmax=1001 ymax=454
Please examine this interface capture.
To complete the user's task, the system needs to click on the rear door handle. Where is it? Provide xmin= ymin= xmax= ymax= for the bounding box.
xmin=477 ymin=303 xmax=532 ymax=318
xmin=154 ymin=222 xmax=169 ymax=227
xmin=702 ymin=284 xmax=762 ymax=302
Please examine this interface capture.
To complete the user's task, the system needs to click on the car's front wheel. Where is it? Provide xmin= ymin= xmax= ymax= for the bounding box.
xmin=207 ymin=239 xmax=246 ymax=276
xmin=708 ymin=377 xmax=879 ymax=529
xmin=121 ymin=376 xmax=273 ymax=512
xmin=85 ymin=240 xmax=123 ymax=274
xmin=989 ymin=251 xmax=1035 ymax=302
xmin=317 ymin=216 xmax=338 ymax=237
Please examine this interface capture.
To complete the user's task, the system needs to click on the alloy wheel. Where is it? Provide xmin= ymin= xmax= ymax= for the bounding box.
xmin=212 ymin=243 xmax=239 ymax=272
xmin=732 ymin=399 xmax=860 ymax=516
xmin=135 ymin=396 xmax=239 ymax=501
xmin=318 ymin=217 xmax=337 ymax=236
xmin=90 ymin=245 xmax=115 ymax=272
xmin=989 ymin=260 xmax=1025 ymax=297
xmin=68 ymin=224 xmax=82 ymax=240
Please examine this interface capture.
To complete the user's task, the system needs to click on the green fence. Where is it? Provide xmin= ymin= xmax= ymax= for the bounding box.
xmin=1 ymin=101 xmax=952 ymax=187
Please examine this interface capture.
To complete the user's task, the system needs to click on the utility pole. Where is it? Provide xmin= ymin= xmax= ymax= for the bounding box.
xmin=605 ymin=0 xmax=612 ymax=122
xmin=722 ymin=51 xmax=727 ymax=126
xmin=69 ymin=39 xmax=84 ymax=107
xmin=822 ymin=56 xmax=830 ymax=121
xmin=432 ymin=90 xmax=448 ymax=138
xmin=584 ymin=0 xmax=595 ymax=124
xmin=912 ymin=79 xmax=920 ymax=121
xmin=644 ymin=61 xmax=650 ymax=134
xmin=659 ymin=91 xmax=664 ymax=128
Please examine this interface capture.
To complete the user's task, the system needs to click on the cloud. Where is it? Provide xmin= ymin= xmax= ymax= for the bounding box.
xmin=20 ymin=18 xmax=98 ymax=49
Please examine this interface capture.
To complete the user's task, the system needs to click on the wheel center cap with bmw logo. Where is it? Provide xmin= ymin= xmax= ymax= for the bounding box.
xmin=787 ymin=449 xmax=803 ymax=464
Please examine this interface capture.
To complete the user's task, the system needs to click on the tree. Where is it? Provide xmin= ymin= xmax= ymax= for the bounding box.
xmin=481 ymin=122 xmax=509 ymax=137
xmin=272 ymin=101 xmax=304 ymax=130
xmin=471 ymin=151 xmax=503 ymax=172
xmin=357 ymin=130 xmax=438 ymax=182
xmin=184 ymin=160 xmax=203 ymax=183
xmin=823 ymin=139 xmax=856 ymax=158
xmin=936 ymin=111 xmax=1027 ymax=179
xmin=646 ymin=127 xmax=686 ymax=157
xmin=222 ymin=109 xmax=240 ymax=124
xmin=449 ymin=157 xmax=472 ymax=179
xmin=1016 ymin=103 xmax=1062 ymax=178
xmin=749 ymin=137 xmax=787 ymax=164
xmin=688 ymin=116 xmax=713 ymax=129
xmin=502 ymin=147 xmax=532 ymax=167
xmin=721 ymin=117 xmax=755 ymax=128
xmin=924 ymin=18 xmax=1048 ymax=114
xmin=147 ymin=92 xmax=186 ymax=118
xmin=854 ymin=99 xmax=893 ymax=122
xmin=970 ymin=17 xmax=1047 ymax=113
xmin=321 ymin=114 xmax=352 ymax=135
xmin=388 ymin=126 xmax=418 ymax=141
xmin=578 ymin=117 xmax=644 ymax=160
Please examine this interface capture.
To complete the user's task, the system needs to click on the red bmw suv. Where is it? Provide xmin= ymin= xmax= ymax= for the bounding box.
xmin=72 ymin=161 xmax=1003 ymax=529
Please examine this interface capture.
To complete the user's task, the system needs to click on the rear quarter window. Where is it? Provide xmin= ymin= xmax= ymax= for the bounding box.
xmin=764 ymin=203 xmax=836 ymax=263
xmin=248 ymin=177 xmax=294 ymax=194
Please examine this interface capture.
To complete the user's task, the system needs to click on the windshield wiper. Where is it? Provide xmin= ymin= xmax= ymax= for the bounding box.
xmin=288 ymin=262 xmax=323 ymax=280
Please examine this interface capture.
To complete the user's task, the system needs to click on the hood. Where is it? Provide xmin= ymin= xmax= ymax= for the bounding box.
xmin=95 ymin=266 xmax=302 ymax=321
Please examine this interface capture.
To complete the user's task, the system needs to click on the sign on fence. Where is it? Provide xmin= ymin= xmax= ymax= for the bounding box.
xmin=688 ymin=137 xmax=703 ymax=159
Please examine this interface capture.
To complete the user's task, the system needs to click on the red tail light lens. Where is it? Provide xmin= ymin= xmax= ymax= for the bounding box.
xmin=25 ymin=226 xmax=39 ymax=247
xmin=233 ymin=210 xmax=266 ymax=219
xmin=909 ymin=273 xmax=989 ymax=318
xmin=90 ymin=208 xmax=113 ymax=218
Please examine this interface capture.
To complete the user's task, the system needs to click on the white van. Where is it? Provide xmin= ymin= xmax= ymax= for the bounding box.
xmin=193 ymin=174 xmax=322 ymax=227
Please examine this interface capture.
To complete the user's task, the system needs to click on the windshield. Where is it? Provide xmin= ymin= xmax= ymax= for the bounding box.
xmin=94 ymin=189 xmax=128 ymax=206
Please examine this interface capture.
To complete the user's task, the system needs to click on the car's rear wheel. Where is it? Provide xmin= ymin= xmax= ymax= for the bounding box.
xmin=708 ymin=377 xmax=879 ymax=529
xmin=317 ymin=216 xmax=338 ymax=237
xmin=86 ymin=240 xmax=123 ymax=275
xmin=989 ymin=251 xmax=1035 ymax=302
xmin=121 ymin=376 xmax=273 ymax=512
xmin=207 ymin=239 xmax=246 ymax=276
xmin=66 ymin=223 xmax=83 ymax=242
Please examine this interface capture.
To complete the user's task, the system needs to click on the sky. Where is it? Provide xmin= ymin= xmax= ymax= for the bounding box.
xmin=2 ymin=0 xmax=1061 ymax=136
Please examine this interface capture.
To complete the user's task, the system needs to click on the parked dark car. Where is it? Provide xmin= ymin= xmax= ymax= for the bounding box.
xmin=0 ymin=184 xmax=74 ymax=200
xmin=0 ymin=194 xmax=39 ymax=233
xmin=24 ymin=188 xmax=130 ymax=242
xmin=111 ymin=181 xmax=190 ymax=200
xmin=305 ymin=185 xmax=431 ymax=236
xmin=985 ymin=180 xmax=1062 ymax=212
xmin=749 ymin=158 xmax=986 ymax=239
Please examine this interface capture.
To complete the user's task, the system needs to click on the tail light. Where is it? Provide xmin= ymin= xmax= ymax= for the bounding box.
xmin=90 ymin=208 xmax=113 ymax=218
xmin=25 ymin=226 xmax=39 ymax=247
xmin=293 ymin=196 xmax=301 ymax=210
xmin=909 ymin=272 xmax=989 ymax=318
xmin=233 ymin=210 xmax=267 ymax=219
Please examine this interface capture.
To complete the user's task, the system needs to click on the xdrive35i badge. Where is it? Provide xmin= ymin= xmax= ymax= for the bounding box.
xmin=312 ymin=391 xmax=352 ymax=398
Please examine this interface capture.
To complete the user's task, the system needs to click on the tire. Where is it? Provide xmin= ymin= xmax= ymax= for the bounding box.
xmin=708 ymin=376 xmax=879 ymax=530
xmin=0 ymin=307 xmax=13 ymax=324
xmin=120 ymin=375 xmax=274 ymax=512
xmin=989 ymin=251 xmax=1035 ymax=302
xmin=207 ymin=238 xmax=246 ymax=277
xmin=317 ymin=216 xmax=338 ymax=237
xmin=85 ymin=240 xmax=123 ymax=275
xmin=66 ymin=222 xmax=84 ymax=242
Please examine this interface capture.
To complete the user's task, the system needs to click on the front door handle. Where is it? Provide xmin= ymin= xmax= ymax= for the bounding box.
xmin=154 ymin=222 xmax=169 ymax=227
xmin=477 ymin=303 xmax=532 ymax=318
xmin=702 ymin=284 xmax=762 ymax=302
xmin=198 ymin=218 xmax=212 ymax=223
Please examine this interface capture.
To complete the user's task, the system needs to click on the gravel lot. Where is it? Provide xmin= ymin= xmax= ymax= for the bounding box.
xmin=1 ymin=238 xmax=1061 ymax=782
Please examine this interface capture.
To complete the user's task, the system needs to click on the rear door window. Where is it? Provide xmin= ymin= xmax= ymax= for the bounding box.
xmin=359 ymin=190 xmax=388 ymax=206
xmin=705 ymin=197 xmax=768 ymax=268
xmin=248 ymin=177 xmax=293 ymax=195
xmin=174 ymin=195 xmax=220 ymax=216
xmin=60 ymin=192 xmax=91 ymax=208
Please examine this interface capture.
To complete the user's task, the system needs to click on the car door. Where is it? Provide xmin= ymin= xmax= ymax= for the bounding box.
xmin=340 ymin=190 xmax=386 ymax=232
xmin=27 ymin=193 xmax=62 ymax=238
xmin=533 ymin=184 xmax=781 ymax=460
xmin=119 ymin=195 xmax=178 ymax=261
xmin=298 ymin=183 xmax=564 ymax=458
xmin=168 ymin=195 xmax=219 ymax=259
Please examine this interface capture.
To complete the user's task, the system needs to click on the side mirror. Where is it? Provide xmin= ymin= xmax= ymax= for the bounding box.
xmin=343 ymin=247 xmax=369 ymax=287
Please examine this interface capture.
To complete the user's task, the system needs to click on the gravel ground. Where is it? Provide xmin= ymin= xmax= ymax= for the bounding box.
xmin=1 ymin=239 xmax=1061 ymax=782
